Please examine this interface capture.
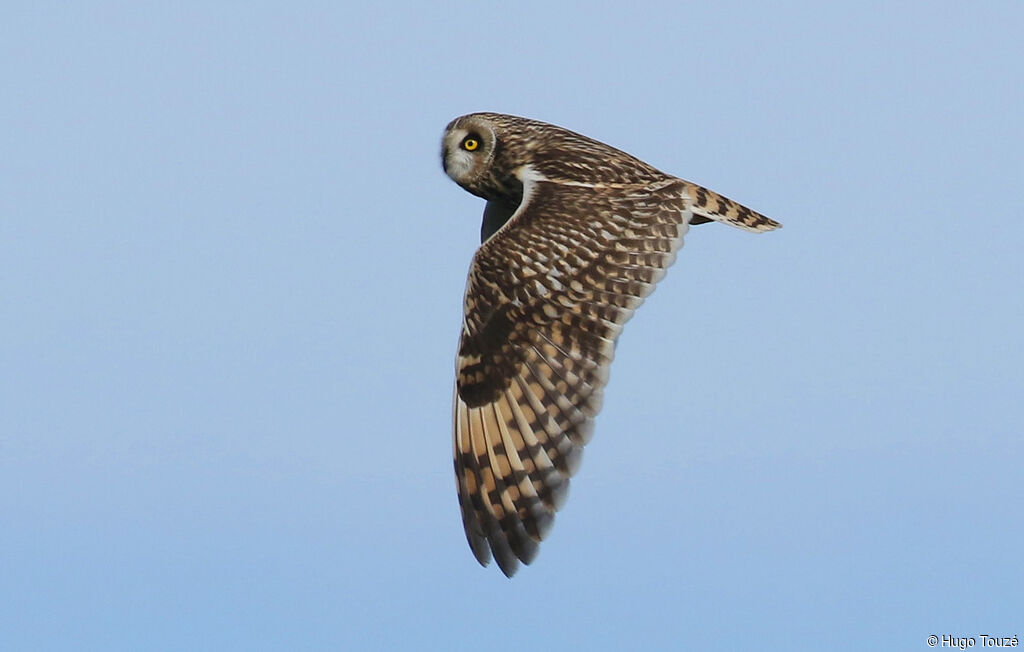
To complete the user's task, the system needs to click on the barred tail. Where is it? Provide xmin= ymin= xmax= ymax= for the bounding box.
xmin=682 ymin=180 xmax=782 ymax=232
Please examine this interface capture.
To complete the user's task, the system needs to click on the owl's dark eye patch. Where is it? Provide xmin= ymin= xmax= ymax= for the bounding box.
xmin=461 ymin=133 xmax=482 ymax=151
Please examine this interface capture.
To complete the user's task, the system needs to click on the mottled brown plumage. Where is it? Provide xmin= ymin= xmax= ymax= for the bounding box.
xmin=442 ymin=112 xmax=780 ymax=576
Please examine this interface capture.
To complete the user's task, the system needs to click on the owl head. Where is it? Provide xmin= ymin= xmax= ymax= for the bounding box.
xmin=441 ymin=114 xmax=505 ymax=199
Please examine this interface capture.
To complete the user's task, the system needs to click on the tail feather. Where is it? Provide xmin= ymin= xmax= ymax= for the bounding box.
xmin=682 ymin=180 xmax=781 ymax=232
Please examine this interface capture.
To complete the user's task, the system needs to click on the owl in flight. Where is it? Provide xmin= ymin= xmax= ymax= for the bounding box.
xmin=441 ymin=112 xmax=780 ymax=577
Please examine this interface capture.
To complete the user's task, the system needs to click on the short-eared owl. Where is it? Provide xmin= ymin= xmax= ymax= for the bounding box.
xmin=442 ymin=112 xmax=780 ymax=576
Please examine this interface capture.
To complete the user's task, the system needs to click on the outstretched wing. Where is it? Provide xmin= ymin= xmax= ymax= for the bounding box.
xmin=453 ymin=174 xmax=698 ymax=576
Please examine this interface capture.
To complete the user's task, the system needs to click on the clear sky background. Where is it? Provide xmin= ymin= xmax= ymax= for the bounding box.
xmin=2 ymin=2 xmax=1021 ymax=650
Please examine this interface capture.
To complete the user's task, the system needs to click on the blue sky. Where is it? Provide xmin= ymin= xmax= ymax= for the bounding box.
xmin=2 ymin=2 xmax=1021 ymax=650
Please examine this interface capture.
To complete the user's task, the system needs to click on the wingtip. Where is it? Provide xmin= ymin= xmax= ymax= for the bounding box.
xmin=468 ymin=531 xmax=492 ymax=567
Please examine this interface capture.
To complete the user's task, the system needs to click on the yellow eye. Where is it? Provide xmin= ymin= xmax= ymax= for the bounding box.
xmin=462 ymin=137 xmax=479 ymax=151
